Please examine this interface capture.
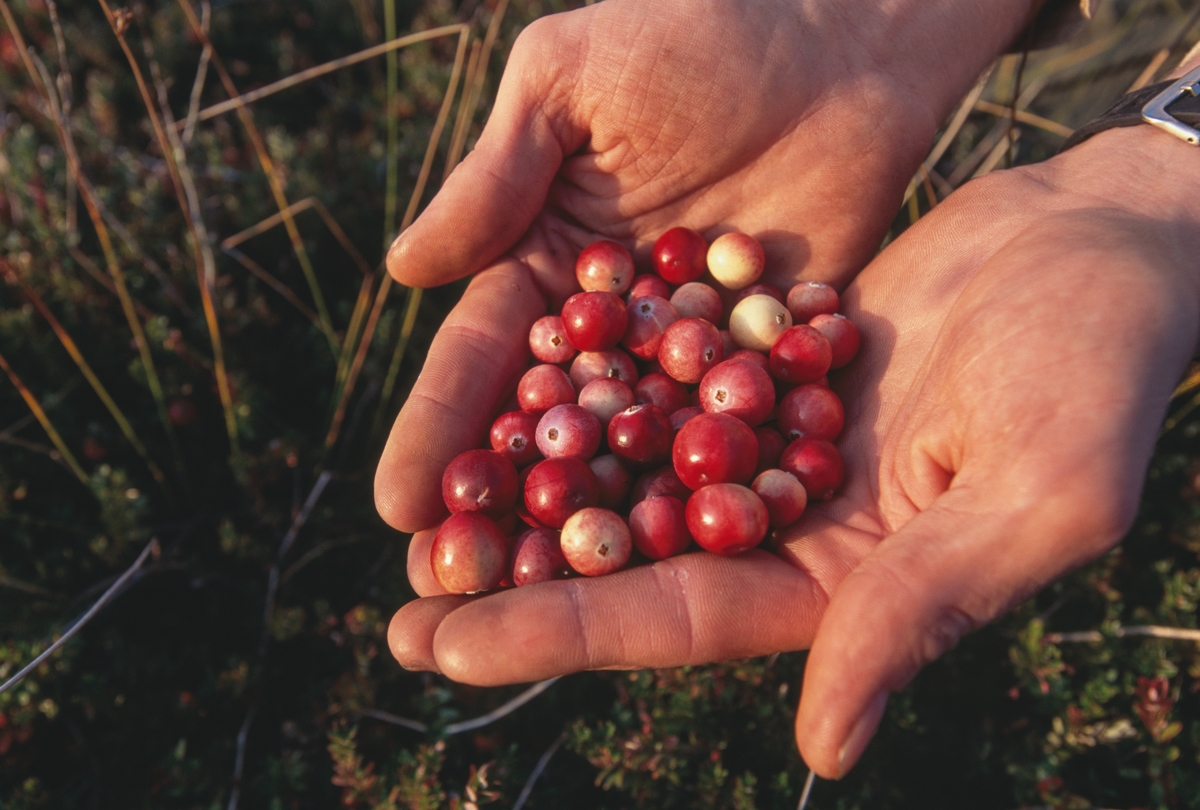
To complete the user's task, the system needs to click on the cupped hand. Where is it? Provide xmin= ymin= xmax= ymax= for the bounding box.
xmin=386 ymin=122 xmax=1200 ymax=778
xmin=376 ymin=0 xmax=1039 ymax=533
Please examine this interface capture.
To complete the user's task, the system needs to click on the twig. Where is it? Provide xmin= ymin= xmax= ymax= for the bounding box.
xmin=0 ymin=348 xmax=89 ymax=486
xmin=182 ymin=0 xmax=212 ymax=145
xmin=797 ymin=769 xmax=816 ymax=810
xmin=358 ymin=708 xmax=428 ymax=733
xmin=443 ymin=677 xmax=561 ymax=736
xmin=0 ymin=538 xmax=159 ymax=696
xmin=973 ymin=100 xmax=1072 ymax=139
xmin=512 ymin=731 xmax=567 ymax=810
xmin=226 ymin=706 xmax=256 ymax=810
xmin=0 ymin=379 xmax=77 ymax=439
xmin=1044 ymin=625 xmax=1200 ymax=644
xmin=0 ymin=572 xmax=61 ymax=599
xmin=220 ymin=245 xmax=322 ymax=326
xmin=277 ymin=471 xmax=333 ymax=561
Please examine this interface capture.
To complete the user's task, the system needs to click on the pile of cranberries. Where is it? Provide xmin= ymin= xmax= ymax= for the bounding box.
xmin=432 ymin=228 xmax=860 ymax=593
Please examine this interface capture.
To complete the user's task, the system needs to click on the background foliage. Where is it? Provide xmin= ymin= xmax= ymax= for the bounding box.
xmin=2 ymin=0 xmax=1200 ymax=807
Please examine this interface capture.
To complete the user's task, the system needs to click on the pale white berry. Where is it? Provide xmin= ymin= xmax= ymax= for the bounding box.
xmin=728 ymin=294 xmax=792 ymax=352
xmin=707 ymin=232 xmax=765 ymax=290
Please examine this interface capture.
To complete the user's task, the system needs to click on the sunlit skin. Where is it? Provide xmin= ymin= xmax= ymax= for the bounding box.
xmin=374 ymin=0 xmax=1200 ymax=783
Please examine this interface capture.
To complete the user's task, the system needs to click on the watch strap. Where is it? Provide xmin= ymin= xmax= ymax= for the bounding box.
xmin=1060 ymin=74 xmax=1200 ymax=152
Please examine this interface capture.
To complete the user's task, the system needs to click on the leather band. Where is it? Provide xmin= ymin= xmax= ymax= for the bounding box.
xmin=1061 ymin=78 xmax=1200 ymax=151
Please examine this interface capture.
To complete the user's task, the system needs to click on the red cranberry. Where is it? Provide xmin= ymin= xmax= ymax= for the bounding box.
xmin=490 ymin=410 xmax=543 ymax=467
xmin=82 ymin=436 xmax=108 ymax=461
xmin=669 ymin=282 xmax=723 ymax=324
xmin=576 ymin=240 xmax=634 ymax=295
xmin=168 ymin=397 xmax=198 ymax=426
xmin=523 ymin=457 xmax=601 ymax=528
xmin=753 ymin=426 xmax=786 ymax=474
xmin=735 ymin=283 xmax=784 ymax=304
xmin=560 ymin=507 xmax=632 ymax=576
xmin=529 ymin=315 xmax=577 ymax=364
xmin=511 ymin=528 xmax=572 ymax=586
xmin=658 ymin=318 xmax=724 ymax=384
xmin=628 ymin=274 xmax=672 ymax=301
xmin=707 ymin=232 xmax=765 ymax=290
xmin=670 ymin=405 xmax=704 ymax=430
xmin=751 ymin=469 xmax=808 ymax=527
xmin=634 ymin=372 xmax=690 ymax=415
xmin=607 ymin=404 xmax=674 ymax=468
xmin=577 ymin=378 xmax=636 ymax=430
xmin=623 ymin=295 xmax=679 ymax=359
xmin=518 ymin=364 xmax=576 ymax=414
xmin=431 ymin=512 xmax=510 ymax=593
xmin=779 ymin=438 xmax=844 ymax=500
xmin=631 ymin=465 xmax=691 ymax=505
xmin=685 ymin=484 xmax=769 ymax=555
xmin=588 ymin=454 xmax=633 ymax=509
xmin=672 ymin=412 xmax=758 ymax=490
xmin=769 ymin=325 xmax=832 ymax=385
xmin=569 ymin=350 xmax=639 ymax=389
xmin=786 ymin=281 xmax=839 ymax=323
xmin=629 ymin=496 xmax=692 ymax=560
xmin=698 ymin=359 xmax=775 ymax=427
xmin=536 ymin=404 xmax=602 ymax=460
xmin=561 ymin=291 xmax=628 ymax=352
xmin=726 ymin=349 xmax=770 ymax=374
xmin=777 ymin=384 xmax=844 ymax=441
xmin=652 ymin=227 xmax=708 ymax=284
xmin=442 ymin=449 xmax=519 ymax=517
xmin=809 ymin=313 xmax=861 ymax=368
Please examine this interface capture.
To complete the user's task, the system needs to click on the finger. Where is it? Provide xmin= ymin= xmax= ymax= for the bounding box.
xmin=407 ymin=528 xmax=448 ymax=597
xmin=427 ymin=550 xmax=827 ymax=686
xmin=388 ymin=594 xmax=480 ymax=672
xmin=794 ymin=480 xmax=1124 ymax=779
xmin=386 ymin=17 xmax=588 ymax=288
xmin=374 ymin=260 xmax=544 ymax=533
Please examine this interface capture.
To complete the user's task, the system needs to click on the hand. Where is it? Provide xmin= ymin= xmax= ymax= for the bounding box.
xmin=376 ymin=0 xmax=1038 ymax=533
xmin=386 ymin=121 xmax=1200 ymax=777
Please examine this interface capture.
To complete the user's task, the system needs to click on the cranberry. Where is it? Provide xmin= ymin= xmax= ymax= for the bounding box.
xmin=631 ymin=465 xmax=691 ymax=504
xmin=753 ymin=426 xmax=786 ymax=474
xmin=623 ymin=295 xmax=679 ymax=360
xmin=628 ymin=274 xmax=672 ymax=301
xmin=168 ymin=397 xmax=198 ymax=426
xmin=777 ymin=384 xmax=844 ymax=441
xmin=569 ymin=350 xmax=639 ymax=389
xmin=751 ymin=469 xmax=808 ymax=527
xmin=729 ymin=294 xmax=792 ymax=352
xmin=629 ymin=496 xmax=692 ymax=560
xmin=490 ymin=410 xmax=543 ymax=467
xmin=536 ymin=403 xmax=602 ymax=460
xmin=670 ymin=405 xmax=704 ymax=430
xmin=514 ymin=465 xmax=544 ymax=528
xmin=560 ymin=507 xmax=632 ymax=576
xmin=652 ymin=227 xmax=708 ymax=284
xmin=576 ymin=240 xmax=634 ymax=295
xmin=786 ymin=281 xmax=839 ymax=324
xmin=577 ymin=378 xmax=636 ymax=430
xmin=658 ymin=318 xmax=724 ymax=384
xmin=779 ymin=438 xmax=844 ymax=500
xmin=720 ymin=330 xmax=736 ymax=356
xmin=685 ymin=483 xmax=769 ymax=555
xmin=706 ymin=232 xmax=765 ymax=290
xmin=607 ymin=404 xmax=674 ymax=468
xmin=672 ymin=412 xmax=758 ymax=490
xmin=518 ymin=364 xmax=576 ymax=414
xmin=735 ymin=283 xmax=784 ymax=304
xmin=809 ymin=313 xmax=861 ymax=368
xmin=698 ymin=359 xmax=775 ymax=427
xmin=669 ymin=282 xmax=723 ymax=324
xmin=726 ymin=348 xmax=771 ymax=374
xmin=769 ymin=325 xmax=832 ymax=385
xmin=430 ymin=512 xmax=510 ymax=593
xmin=588 ymin=454 xmax=633 ymax=509
xmin=523 ymin=457 xmax=601 ymax=528
xmin=529 ymin=315 xmax=577 ymax=364
xmin=634 ymin=372 xmax=690 ymax=415
xmin=511 ymin=528 xmax=572 ymax=586
xmin=561 ymin=291 xmax=628 ymax=352
xmin=442 ymin=449 xmax=519 ymax=517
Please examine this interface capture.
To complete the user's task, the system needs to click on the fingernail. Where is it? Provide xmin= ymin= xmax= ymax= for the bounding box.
xmin=837 ymin=690 xmax=888 ymax=778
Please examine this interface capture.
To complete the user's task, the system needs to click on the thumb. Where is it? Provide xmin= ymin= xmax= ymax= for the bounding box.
xmin=794 ymin=481 xmax=1126 ymax=779
xmin=387 ymin=18 xmax=588 ymax=289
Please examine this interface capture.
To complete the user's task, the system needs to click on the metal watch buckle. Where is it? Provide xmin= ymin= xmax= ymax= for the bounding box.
xmin=1142 ymin=65 xmax=1200 ymax=146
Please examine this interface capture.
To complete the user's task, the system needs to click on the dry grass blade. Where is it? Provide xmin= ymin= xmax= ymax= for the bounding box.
xmin=181 ymin=0 xmax=212 ymax=145
xmin=220 ymin=246 xmax=322 ymax=326
xmin=2 ymin=257 xmax=166 ymax=485
xmin=1044 ymin=625 xmax=1200 ymax=644
xmin=973 ymin=100 xmax=1073 ymax=138
xmin=0 ymin=572 xmax=60 ymax=599
xmin=358 ymin=708 xmax=429 ymax=733
xmin=972 ymin=128 xmax=1021 ymax=179
xmin=512 ymin=731 xmax=567 ymax=810
xmin=797 ymin=769 xmax=816 ymax=810
xmin=223 ymin=198 xmax=373 ymax=277
xmin=0 ymin=349 xmax=89 ymax=486
xmin=443 ymin=677 xmax=560 ymax=735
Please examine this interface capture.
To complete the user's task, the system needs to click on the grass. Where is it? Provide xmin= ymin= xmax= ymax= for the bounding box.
xmin=2 ymin=0 xmax=1200 ymax=808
